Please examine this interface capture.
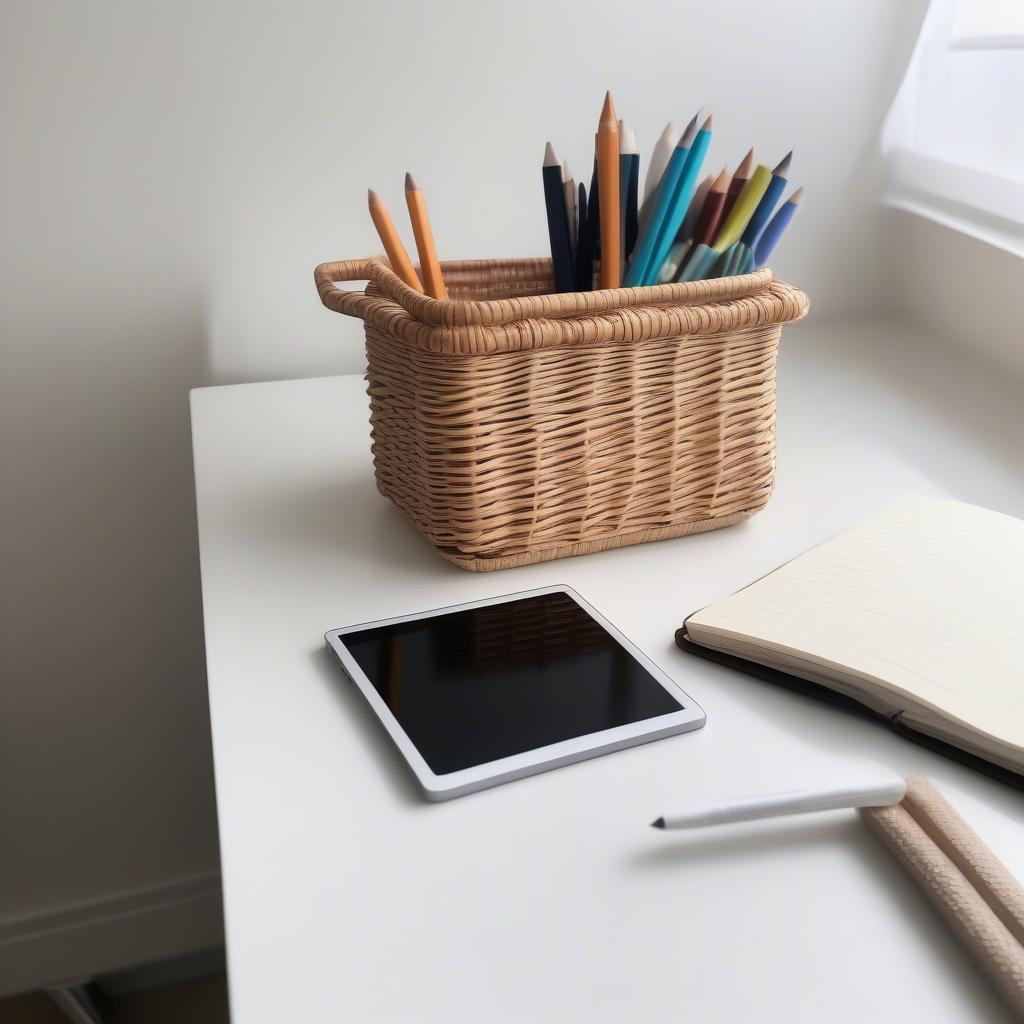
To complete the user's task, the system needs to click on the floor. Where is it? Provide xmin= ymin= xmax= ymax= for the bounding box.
xmin=0 ymin=973 xmax=229 ymax=1024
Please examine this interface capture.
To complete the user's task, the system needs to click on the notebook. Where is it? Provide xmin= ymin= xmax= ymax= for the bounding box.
xmin=677 ymin=498 xmax=1024 ymax=782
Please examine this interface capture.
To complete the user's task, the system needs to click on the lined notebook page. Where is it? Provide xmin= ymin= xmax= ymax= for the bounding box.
xmin=687 ymin=498 xmax=1024 ymax=757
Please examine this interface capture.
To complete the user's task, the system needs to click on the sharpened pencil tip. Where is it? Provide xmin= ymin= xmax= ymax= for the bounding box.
xmin=601 ymin=90 xmax=617 ymax=124
xmin=367 ymin=188 xmax=379 ymax=204
xmin=713 ymin=167 xmax=730 ymax=190
xmin=543 ymin=141 xmax=559 ymax=166
xmin=651 ymin=817 xmax=666 ymax=829
xmin=680 ymin=112 xmax=700 ymax=148
xmin=404 ymin=172 xmax=417 ymax=191
xmin=773 ymin=150 xmax=793 ymax=176
xmin=701 ymin=113 xmax=714 ymax=131
xmin=788 ymin=186 xmax=804 ymax=204
xmin=737 ymin=148 xmax=755 ymax=177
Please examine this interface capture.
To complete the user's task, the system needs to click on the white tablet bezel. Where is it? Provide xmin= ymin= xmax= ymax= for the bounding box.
xmin=324 ymin=585 xmax=706 ymax=801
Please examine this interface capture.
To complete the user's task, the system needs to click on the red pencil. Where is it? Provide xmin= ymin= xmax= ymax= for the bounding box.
xmin=693 ymin=167 xmax=730 ymax=247
xmin=720 ymin=148 xmax=753 ymax=223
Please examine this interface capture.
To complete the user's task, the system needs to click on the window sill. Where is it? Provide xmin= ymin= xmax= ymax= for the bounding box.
xmin=883 ymin=149 xmax=1024 ymax=259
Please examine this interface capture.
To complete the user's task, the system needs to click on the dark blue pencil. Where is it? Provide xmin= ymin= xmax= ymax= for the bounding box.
xmin=575 ymin=181 xmax=589 ymax=288
xmin=619 ymin=121 xmax=640 ymax=261
xmin=543 ymin=142 xmax=575 ymax=292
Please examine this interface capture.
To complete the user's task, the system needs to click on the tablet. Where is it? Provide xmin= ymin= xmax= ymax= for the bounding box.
xmin=325 ymin=586 xmax=705 ymax=800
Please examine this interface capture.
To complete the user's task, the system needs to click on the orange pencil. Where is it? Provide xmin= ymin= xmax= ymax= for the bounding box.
xmin=404 ymin=173 xmax=448 ymax=300
xmin=367 ymin=189 xmax=423 ymax=292
xmin=597 ymin=91 xmax=621 ymax=289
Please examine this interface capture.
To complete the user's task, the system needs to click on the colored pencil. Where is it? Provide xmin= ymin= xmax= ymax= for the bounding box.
xmin=657 ymin=239 xmax=692 ymax=283
xmin=642 ymin=113 xmax=713 ymax=285
xmin=597 ymin=92 xmax=621 ymax=289
xmin=404 ymin=173 xmax=447 ymax=300
xmin=677 ymin=172 xmax=714 ymax=247
xmin=543 ymin=143 xmax=576 ymax=293
xmin=563 ymin=161 xmax=577 ymax=263
xmin=575 ymin=181 xmax=589 ymax=285
xmin=720 ymin=147 xmax=753 ymax=223
xmin=589 ymin=148 xmax=600 ymax=251
xmin=367 ymin=189 xmax=423 ymax=292
xmin=712 ymin=163 xmax=773 ymax=252
xmin=619 ymin=120 xmax=640 ymax=261
xmin=625 ymin=112 xmax=699 ymax=286
xmin=693 ymin=166 xmax=730 ymax=247
xmin=755 ymin=186 xmax=802 ymax=267
xmin=740 ymin=151 xmax=792 ymax=248
xmin=642 ymin=121 xmax=681 ymax=207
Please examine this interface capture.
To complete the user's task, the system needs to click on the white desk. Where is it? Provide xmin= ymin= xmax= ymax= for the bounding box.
xmin=192 ymin=321 xmax=1024 ymax=1024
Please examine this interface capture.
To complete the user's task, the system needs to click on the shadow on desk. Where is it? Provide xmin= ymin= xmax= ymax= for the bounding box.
xmin=309 ymin=645 xmax=424 ymax=807
xmin=629 ymin=811 xmax=1017 ymax=1023
xmin=234 ymin=470 xmax=460 ymax=579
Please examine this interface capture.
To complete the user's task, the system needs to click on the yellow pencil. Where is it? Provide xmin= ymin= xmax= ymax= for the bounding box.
xmin=597 ymin=91 xmax=621 ymax=289
xmin=712 ymin=164 xmax=773 ymax=252
xmin=404 ymin=173 xmax=448 ymax=300
xmin=368 ymin=189 xmax=423 ymax=292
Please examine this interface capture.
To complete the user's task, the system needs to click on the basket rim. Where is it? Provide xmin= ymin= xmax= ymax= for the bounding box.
xmin=316 ymin=256 xmax=785 ymax=327
xmin=315 ymin=255 xmax=810 ymax=355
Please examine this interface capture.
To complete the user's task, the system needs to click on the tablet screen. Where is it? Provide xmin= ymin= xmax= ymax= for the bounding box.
xmin=339 ymin=590 xmax=684 ymax=775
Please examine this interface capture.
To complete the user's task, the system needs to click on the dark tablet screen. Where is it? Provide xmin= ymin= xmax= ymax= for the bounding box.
xmin=338 ymin=590 xmax=683 ymax=775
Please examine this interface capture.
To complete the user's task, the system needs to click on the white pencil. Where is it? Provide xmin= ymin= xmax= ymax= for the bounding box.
xmin=651 ymin=777 xmax=907 ymax=830
xmin=642 ymin=120 xmax=681 ymax=204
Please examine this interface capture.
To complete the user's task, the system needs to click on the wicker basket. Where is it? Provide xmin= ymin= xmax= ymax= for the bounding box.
xmin=315 ymin=256 xmax=808 ymax=571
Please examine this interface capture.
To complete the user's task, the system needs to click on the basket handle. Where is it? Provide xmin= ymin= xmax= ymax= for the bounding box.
xmin=314 ymin=257 xmax=422 ymax=328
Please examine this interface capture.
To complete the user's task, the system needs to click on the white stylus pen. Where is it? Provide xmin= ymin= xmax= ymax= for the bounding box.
xmin=651 ymin=777 xmax=907 ymax=830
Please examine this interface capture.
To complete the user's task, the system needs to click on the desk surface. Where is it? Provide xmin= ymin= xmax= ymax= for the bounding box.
xmin=192 ymin=320 xmax=1024 ymax=1024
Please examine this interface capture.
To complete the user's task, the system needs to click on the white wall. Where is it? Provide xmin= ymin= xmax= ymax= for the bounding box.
xmin=882 ymin=211 xmax=1024 ymax=380
xmin=0 ymin=0 xmax=926 ymax=991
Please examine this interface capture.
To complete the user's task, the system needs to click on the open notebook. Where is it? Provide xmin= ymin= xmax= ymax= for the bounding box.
xmin=678 ymin=498 xmax=1024 ymax=781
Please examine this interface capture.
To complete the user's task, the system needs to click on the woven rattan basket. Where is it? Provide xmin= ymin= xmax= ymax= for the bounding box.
xmin=315 ymin=256 xmax=808 ymax=570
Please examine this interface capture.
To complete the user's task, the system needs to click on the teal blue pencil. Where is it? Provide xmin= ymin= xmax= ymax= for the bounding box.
xmin=624 ymin=111 xmax=700 ymax=286
xmin=642 ymin=114 xmax=713 ymax=284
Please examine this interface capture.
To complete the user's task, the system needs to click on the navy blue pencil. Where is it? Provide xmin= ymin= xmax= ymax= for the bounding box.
xmin=619 ymin=120 xmax=640 ymax=260
xmin=584 ymin=153 xmax=600 ymax=288
xmin=575 ymin=181 xmax=589 ymax=289
xmin=543 ymin=142 xmax=576 ymax=292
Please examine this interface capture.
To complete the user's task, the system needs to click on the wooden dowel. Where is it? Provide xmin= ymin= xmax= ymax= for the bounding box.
xmin=902 ymin=776 xmax=1024 ymax=946
xmin=861 ymin=801 xmax=1024 ymax=1016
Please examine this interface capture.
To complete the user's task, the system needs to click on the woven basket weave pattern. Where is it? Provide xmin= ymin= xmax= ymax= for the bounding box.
xmin=317 ymin=257 xmax=808 ymax=570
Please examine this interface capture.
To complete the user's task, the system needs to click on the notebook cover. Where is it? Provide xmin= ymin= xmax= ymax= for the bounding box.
xmin=675 ymin=625 xmax=1024 ymax=792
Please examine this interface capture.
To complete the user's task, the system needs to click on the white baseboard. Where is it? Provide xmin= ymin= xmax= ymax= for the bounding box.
xmin=0 ymin=872 xmax=224 ymax=997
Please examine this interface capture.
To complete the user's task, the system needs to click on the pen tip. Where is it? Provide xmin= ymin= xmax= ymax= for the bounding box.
xmin=404 ymin=172 xmax=417 ymax=191
xmin=651 ymin=817 xmax=666 ymax=829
